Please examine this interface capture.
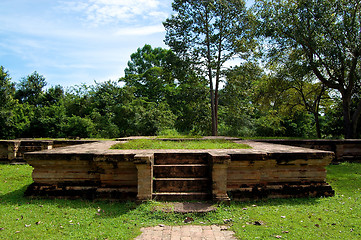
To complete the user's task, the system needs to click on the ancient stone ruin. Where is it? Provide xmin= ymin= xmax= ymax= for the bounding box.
xmin=10 ymin=138 xmax=341 ymax=201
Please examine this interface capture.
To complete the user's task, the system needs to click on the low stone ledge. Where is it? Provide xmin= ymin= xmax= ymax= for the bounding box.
xmin=255 ymin=139 xmax=361 ymax=162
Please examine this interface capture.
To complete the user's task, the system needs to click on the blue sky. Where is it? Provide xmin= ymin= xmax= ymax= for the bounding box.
xmin=0 ymin=0 xmax=254 ymax=88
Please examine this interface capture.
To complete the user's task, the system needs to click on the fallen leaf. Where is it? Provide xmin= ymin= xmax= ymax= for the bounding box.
xmin=36 ymin=221 xmax=41 ymax=225
xmin=350 ymin=229 xmax=354 ymax=232
xmin=275 ymin=235 xmax=282 ymax=238
xmin=223 ymin=218 xmax=233 ymax=223
xmin=159 ymin=224 xmax=165 ymax=227
xmin=254 ymin=221 xmax=264 ymax=226
xmin=281 ymin=216 xmax=286 ymax=219
xmin=0 ymin=228 xmax=4 ymax=231
xmin=315 ymin=224 xmax=320 ymax=227
xmin=332 ymin=223 xmax=337 ymax=226
xmin=282 ymin=231 xmax=289 ymax=233
xmin=15 ymin=231 xmax=20 ymax=233
xmin=252 ymin=205 xmax=257 ymax=207
xmin=184 ymin=217 xmax=194 ymax=223
xmin=25 ymin=224 xmax=31 ymax=227
xmin=243 ymin=208 xmax=248 ymax=210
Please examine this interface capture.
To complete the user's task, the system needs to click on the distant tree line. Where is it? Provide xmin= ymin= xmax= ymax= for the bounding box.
xmin=1 ymin=0 xmax=360 ymax=139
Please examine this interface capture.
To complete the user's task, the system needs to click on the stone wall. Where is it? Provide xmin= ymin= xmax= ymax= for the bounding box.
xmin=27 ymin=152 xmax=138 ymax=200
xmin=0 ymin=140 xmax=20 ymax=163
xmin=226 ymin=144 xmax=334 ymax=200
xmin=256 ymin=139 xmax=361 ymax=162
xmin=0 ymin=140 xmax=96 ymax=163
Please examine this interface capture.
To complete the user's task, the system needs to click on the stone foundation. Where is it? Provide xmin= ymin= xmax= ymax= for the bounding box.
xmin=24 ymin=140 xmax=335 ymax=201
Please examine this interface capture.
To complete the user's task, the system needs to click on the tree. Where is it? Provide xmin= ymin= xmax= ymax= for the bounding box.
xmin=15 ymin=71 xmax=47 ymax=106
xmin=164 ymin=0 xmax=252 ymax=135
xmin=0 ymin=66 xmax=16 ymax=139
xmin=255 ymin=0 xmax=361 ymax=138
xmin=273 ymin=58 xmax=332 ymax=138
xmin=121 ymin=44 xmax=176 ymax=103
xmin=219 ymin=62 xmax=262 ymax=136
xmin=121 ymin=44 xmax=210 ymax=135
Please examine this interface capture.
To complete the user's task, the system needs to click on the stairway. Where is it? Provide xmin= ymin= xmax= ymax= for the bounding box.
xmin=152 ymin=153 xmax=211 ymax=201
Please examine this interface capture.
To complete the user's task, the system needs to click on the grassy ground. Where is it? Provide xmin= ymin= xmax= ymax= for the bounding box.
xmin=111 ymin=139 xmax=251 ymax=150
xmin=0 ymin=163 xmax=360 ymax=239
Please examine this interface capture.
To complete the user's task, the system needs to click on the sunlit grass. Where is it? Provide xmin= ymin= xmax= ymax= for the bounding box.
xmin=110 ymin=139 xmax=251 ymax=150
xmin=0 ymin=163 xmax=360 ymax=239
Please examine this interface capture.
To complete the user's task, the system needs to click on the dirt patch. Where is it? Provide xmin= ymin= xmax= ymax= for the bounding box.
xmin=153 ymin=202 xmax=217 ymax=213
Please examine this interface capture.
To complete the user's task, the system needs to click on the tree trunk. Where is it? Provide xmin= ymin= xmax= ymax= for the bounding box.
xmin=342 ymin=97 xmax=354 ymax=139
xmin=351 ymin=98 xmax=361 ymax=139
xmin=204 ymin=7 xmax=217 ymax=136
xmin=210 ymin=86 xmax=217 ymax=136
xmin=314 ymin=112 xmax=321 ymax=139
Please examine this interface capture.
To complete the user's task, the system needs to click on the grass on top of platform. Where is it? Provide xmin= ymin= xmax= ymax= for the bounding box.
xmin=1 ymin=163 xmax=361 ymax=239
xmin=110 ymin=138 xmax=251 ymax=150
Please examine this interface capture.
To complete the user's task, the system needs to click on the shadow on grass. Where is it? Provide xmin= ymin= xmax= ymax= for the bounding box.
xmin=0 ymin=184 xmax=138 ymax=219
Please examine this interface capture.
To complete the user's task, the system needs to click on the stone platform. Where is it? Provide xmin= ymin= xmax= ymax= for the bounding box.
xmin=24 ymin=139 xmax=334 ymax=201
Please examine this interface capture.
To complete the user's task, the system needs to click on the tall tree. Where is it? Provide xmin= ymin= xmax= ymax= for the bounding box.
xmin=15 ymin=71 xmax=47 ymax=106
xmin=219 ymin=62 xmax=263 ymax=136
xmin=272 ymin=55 xmax=332 ymax=138
xmin=121 ymin=44 xmax=176 ymax=103
xmin=255 ymin=0 xmax=361 ymax=138
xmin=0 ymin=66 xmax=16 ymax=139
xmin=164 ymin=0 xmax=252 ymax=135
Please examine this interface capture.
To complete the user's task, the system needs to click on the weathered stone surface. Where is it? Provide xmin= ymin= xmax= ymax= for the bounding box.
xmin=0 ymin=140 xmax=20 ymax=162
xmin=23 ymin=139 xmax=335 ymax=201
xmin=255 ymin=139 xmax=361 ymax=162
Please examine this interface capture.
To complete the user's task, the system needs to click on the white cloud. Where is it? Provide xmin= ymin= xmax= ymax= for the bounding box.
xmin=115 ymin=25 xmax=165 ymax=36
xmin=59 ymin=0 xmax=166 ymax=26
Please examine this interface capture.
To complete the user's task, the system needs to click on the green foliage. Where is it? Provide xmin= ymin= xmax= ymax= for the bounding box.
xmin=111 ymin=139 xmax=251 ymax=150
xmin=255 ymin=0 xmax=361 ymax=138
xmin=219 ymin=62 xmax=261 ymax=137
xmin=15 ymin=71 xmax=46 ymax=106
xmin=156 ymin=129 xmax=202 ymax=138
xmin=0 ymin=66 xmax=16 ymax=139
xmin=120 ymin=44 xmax=210 ymax=136
xmin=63 ymin=115 xmax=96 ymax=138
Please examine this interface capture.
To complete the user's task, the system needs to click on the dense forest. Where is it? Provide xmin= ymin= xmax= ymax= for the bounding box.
xmin=1 ymin=0 xmax=360 ymax=139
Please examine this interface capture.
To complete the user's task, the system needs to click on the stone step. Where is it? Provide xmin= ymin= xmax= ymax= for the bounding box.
xmin=153 ymin=164 xmax=209 ymax=178
xmin=154 ymin=153 xmax=208 ymax=165
xmin=153 ymin=178 xmax=210 ymax=192
xmin=152 ymin=192 xmax=211 ymax=201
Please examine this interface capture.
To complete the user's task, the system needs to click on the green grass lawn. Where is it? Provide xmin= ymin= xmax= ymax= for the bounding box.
xmin=111 ymin=139 xmax=251 ymax=150
xmin=0 ymin=163 xmax=360 ymax=239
